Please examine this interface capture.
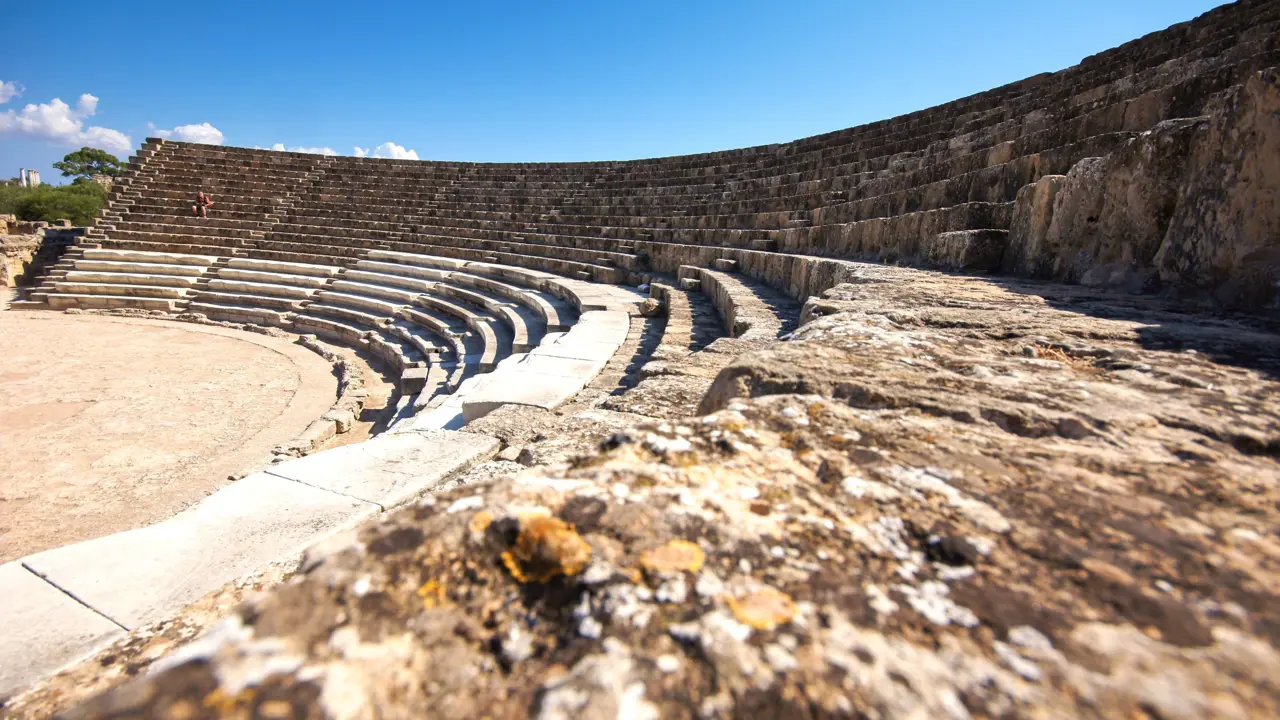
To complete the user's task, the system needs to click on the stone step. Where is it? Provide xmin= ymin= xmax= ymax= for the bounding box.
xmin=46 ymin=294 xmax=184 ymax=312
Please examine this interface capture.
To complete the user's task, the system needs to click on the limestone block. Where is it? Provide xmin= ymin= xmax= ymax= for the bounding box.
xmin=570 ymin=310 xmax=630 ymax=346
xmin=602 ymin=374 xmax=714 ymax=419
xmin=1002 ymin=175 xmax=1066 ymax=276
xmin=508 ymin=353 xmax=609 ymax=380
xmin=226 ymin=257 xmax=340 ymax=277
xmin=460 ymin=371 xmax=587 ymax=422
xmin=924 ymin=230 xmax=1009 ymax=273
xmin=323 ymin=409 xmax=356 ymax=434
xmin=1043 ymin=119 xmax=1203 ymax=290
xmin=400 ymin=366 xmax=431 ymax=395
xmin=22 ymin=473 xmax=377 ymax=629
xmin=266 ymin=430 xmax=499 ymax=508
xmin=1156 ymin=67 xmax=1280 ymax=308
xmin=0 ymin=562 xmax=124 ymax=696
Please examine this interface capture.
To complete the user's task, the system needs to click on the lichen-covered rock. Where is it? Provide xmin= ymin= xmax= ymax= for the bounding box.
xmin=603 ymin=374 xmax=714 ymax=419
xmin=60 ymin=387 xmax=1280 ymax=718
xmin=466 ymin=404 xmax=651 ymax=467
xmin=59 ymin=265 xmax=1280 ymax=719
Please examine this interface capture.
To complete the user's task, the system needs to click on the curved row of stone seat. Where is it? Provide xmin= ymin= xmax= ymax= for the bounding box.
xmin=31 ymin=246 xmax=650 ymax=431
xmin=163 ymin=0 xmax=1263 ymax=188
xmin=647 ymin=281 xmax=724 ymax=354
xmin=77 ymin=1 xmax=1275 ymax=314
xmin=275 ymin=23 xmax=1264 ymax=197
xmin=676 ymin=263 xmax=800 ymax=344
xmin=120 ymin=19 xmax=1269 ymax=220
xmin=226 ymin=48 xmax=1274 ymax=276
xmin=98 ymin=23 xmax=1275 ymax=292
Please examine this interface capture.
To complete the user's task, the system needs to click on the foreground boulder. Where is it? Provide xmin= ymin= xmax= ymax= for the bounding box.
xmin=62 ymin=268 xmax=1280 ymax=719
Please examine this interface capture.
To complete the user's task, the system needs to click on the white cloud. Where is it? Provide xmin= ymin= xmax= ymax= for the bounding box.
xmin=151 ymin=122 xmax=224 ymax=145
xmin=0 ymin=80 xmax=22 ymax=104
xmin=353 ymin=141 xmax=419 ymax=160
xmin=268 ymin=142 xmax=337 ymax=155
xmin=0 ymin=92 xmax=132 ymax=154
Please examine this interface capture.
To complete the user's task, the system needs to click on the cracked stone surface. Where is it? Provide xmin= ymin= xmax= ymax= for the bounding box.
xmin=37 ymin=265 xmax=1280 ymax=719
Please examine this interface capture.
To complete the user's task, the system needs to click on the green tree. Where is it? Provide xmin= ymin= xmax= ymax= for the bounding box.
xmin=52 ymin=147 xmax=123 ymax=181
xmin=0 ymin=182 xmax=107 ymax=226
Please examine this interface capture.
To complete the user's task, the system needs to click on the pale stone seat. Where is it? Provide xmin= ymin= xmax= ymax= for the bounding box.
xmin=51 ymin=282 xmax=191 ymax=300
xmin=399 ymin=306 xmax=470 ymax=341
xmin=344 ymin=267 xmax=442 ymax=292
xmin=292 ymin=309 xmax=428 ymax=376
xmin=225 ymin=257 xmax=341 ymax=278
xmin=364 ymin=332 xmax=428 ymax=373
xmin=205 ymin=279 xmax=318 ymax=299
xmin=397 ymin=307 xmax=479 ymax=388
xmin=187 ymin=302 xmax=290 ymax=325
xmin=62 ymin=271 xmax=201 ymax=288
xmin=414 ymin=296 xmax=502 ymax=372
xmin=449 ymin=272 xmax=574 ymax=332
xmin=328 ymin=279 xmax=419 ymax=305
xmin=195 ymin=291 xmax=306 ymax=312
xmin=306 ymin=303 xmax=391 ymax=329
xmin=215 ymin=268 xmax=332 ymax=289
xmin=312 ymin=291 xmax=405 ymax=318
xmin=354 ymin=257 xmax=572 ymax=336
xmin=292 ymin=313 xmax=371 ymax=345
xmin=387 ymin=321 xmax=450 ymax=361
xmin=81 ymin=249 xmax=217 ymax=266
xmin=48 ymin=294 xmax=183 ymax=312
xmin=366 ymin=250 xmax=467 ymax=273
xmin=74 ymin=260 xmax=208 ymax=277
xmin=404 ymin=242 xmax=626 ymax=284
xmin=433 ymin=283 xmax=541 ymax=353
xmin=364 ymin=250 xmax=593 ymax=314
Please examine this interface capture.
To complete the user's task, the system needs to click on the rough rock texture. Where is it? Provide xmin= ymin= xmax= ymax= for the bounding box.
xmin=1006 ymin=68 xmax=1280 ymax=307
xmin=1002 ymin=175 xmax=1067 ymax=277
xmin=0 ymin=237 xmax=39 ymax=288
xmin=466 ymin=404 xmax=653 ymax=468
xmin=603 ymin=374 xmax=716 ymax=419
xmin=1158 ymin=67 xmax=1280 ymax=308
xmin=48 ymin=263 xmax=1280 ymax=719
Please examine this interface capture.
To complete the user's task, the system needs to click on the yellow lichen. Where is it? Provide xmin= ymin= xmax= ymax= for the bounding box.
xmin=640 ymin=540 xmax=706 ymax=574
xmin=469 ymin=510 xmax=495 ymax=542
xmin=728 ymin=587 xmax=797 ymax=630
xmin=201 ymin=688 xmax=255 ymax=713
xmin=258 ymin=700 xmax=294 ymax=719
xmin=163 ymin=700 xmax=198 ymax=720
xmin=417 ymin=579 xmax=447 ymax=609
xmin=501 ymin=516 xmax=592 ymax=583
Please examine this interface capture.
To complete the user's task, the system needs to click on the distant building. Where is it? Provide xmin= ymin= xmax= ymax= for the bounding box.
xmin=19 ymin=169 xmax=41 ymax=187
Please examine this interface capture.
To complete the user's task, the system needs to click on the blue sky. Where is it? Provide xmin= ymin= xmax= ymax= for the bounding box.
xmin=3 ymin=0 xmax=1225 ymax=183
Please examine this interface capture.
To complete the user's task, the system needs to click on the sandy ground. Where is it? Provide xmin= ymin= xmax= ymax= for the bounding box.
xmin=0 ymin=312 xmax=339 ymax=563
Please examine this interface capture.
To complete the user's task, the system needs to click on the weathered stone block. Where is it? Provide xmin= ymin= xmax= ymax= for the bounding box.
xmin=924 ymin=230 xmax=1009 ymax=273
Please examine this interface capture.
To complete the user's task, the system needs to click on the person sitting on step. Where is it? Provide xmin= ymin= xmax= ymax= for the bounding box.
xmin=192 ymin=191 xmax=214 ymax=218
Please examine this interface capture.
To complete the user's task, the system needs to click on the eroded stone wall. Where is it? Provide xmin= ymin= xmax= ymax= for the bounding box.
xmin=0 ymin=217 xmax=83 ymax=287
xmin=1004 ymin=68 xmax=1280 ymax=308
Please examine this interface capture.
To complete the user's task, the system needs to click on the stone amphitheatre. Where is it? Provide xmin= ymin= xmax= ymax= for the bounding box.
xmin=2 ymin=1 xmax=1279 ymax=716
